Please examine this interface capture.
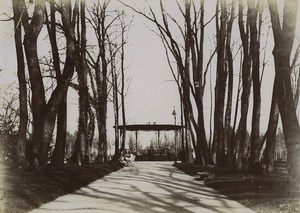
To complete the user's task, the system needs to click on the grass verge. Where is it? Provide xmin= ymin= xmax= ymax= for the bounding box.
xmin=175 ymin=163 xmax=300 ymax=213
xmin=0 ymin=161 xmax=123 ymax=213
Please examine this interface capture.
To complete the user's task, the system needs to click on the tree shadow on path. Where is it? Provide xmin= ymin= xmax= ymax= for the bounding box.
xmin=30 ymin=162 xmax=255 ymax=213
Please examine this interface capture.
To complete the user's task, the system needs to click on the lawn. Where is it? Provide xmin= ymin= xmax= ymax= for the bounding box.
xmin=175 ymin=163 xmax=300 ymax=213
xmin=0 ymin=161 xmax=123 ymax=212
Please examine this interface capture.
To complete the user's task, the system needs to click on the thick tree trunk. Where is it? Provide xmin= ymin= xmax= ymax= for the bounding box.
xmin=18 ymin=0 xmax=78 ymax=168
xmin=51 ymin=95 xmax=67 ymax=169
xmin=269 ymin=0 xmax=300 ymax=182
xmin=22 ymin=1 xmax=47 ymax=166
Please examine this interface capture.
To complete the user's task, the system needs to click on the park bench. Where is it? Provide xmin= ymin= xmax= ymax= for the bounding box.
xmin=125 ymin=153 xmax=135 ymax=166
xmin=196 ymin=171 xmax=212 ymax=181
xmin=120 ymin=153 xmax=135 ymax=167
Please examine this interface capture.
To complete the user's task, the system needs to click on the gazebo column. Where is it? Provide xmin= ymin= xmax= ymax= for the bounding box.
xmin=119 ymin=129 xmax=125 ymax=152
xmin=157 ymin=131 xmax=160 ymax=147
xmin=135 ymin=131 xmax=138 ymax=154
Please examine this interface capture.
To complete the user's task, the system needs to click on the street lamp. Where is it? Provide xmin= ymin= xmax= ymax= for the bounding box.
xmin=172 ymin=107 xmax=177 ymax=163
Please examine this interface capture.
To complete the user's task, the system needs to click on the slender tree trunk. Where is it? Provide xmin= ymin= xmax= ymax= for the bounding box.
xmin=249 ymin=0 xmax=262 ymax=171
xmin=97 ymin=7 xmax=109 ymax=162
xmin=180 ymin=95 xmax=185 ymax=162
xmin=294 ymin=67 xmax=300 ymax=108
xmin=190 ymin=0 xmax=210 ymax=165
xmin=12 ymin=0 xmax=28 ymax=166
xmin=229 ymin=51 xmax=242 ymax=168
xmin=71 ymin=0 xmax=89 ymax=165
xmin=209 ymin=59 xmax=213 ymax=154
xmin=213 ymin=0 xmax=227 ymax=166
xmin=111 ymin=52 xmax=120 ymax=161
xmin=236 ymin=0 xmax=251 ymax=170
xmin=263 ymin=78 xmax=279 ymax=173
xmin=47 ymin=0 xmax=67 ymax=169
xmin=224 ymin=0 xmax=236 ymax=168
xmin=120 ymin=21 xmax=127 ymax=154
xmin=98 ymin=105 xmax=107 ymax=162
xmin=87 ymin=100 xmax=95 ymax=162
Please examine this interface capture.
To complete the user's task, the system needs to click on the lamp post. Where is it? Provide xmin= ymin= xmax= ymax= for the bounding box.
xmin=172 ymin=107 xmax=177 ymax=163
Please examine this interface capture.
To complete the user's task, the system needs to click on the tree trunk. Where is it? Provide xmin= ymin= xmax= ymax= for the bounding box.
xmin=236 ymin=0 xmax=251 ymax=170
xmin=22 ymin=0 xmax=47 ymax=166
xmin=51 ymin=95 xmax=67 ymax=169
xmin=47 ymin=0 xmax=67 ymax=169
xmin=180 ymin=97 xmax=185 ymax=162
xmin=268 ymin=0 xmax=300 ymax=181
xmin=111 ymin=52 xmax=120 ymax=161
xmin=120 ymin=23 xmax=126 ymax=155
xmin=213 ymin=0 xmax=227 ymax=166
xmin=70 ymin=0 xmax=89 ymax=165
xmin=263 ymin=79 xmax=279 ymax=173
xmin=87 ymin=101 xmax=95 ymax=160
xmin=190 ymin=0 xmax=210 ymax=165
xmin=19 ymin=0 xmax=78 ymax=168
xmin=13 ymin=0 xmax=28 ymax=166
xmin=228 ymin=52 xmax=242 ymax=168
xmin=249 ymin=0 xmax=262 ymax=171
xmin=224 ymin=0 xmax=236 ymax=168
xmin=182 ymin=1 xmax=204 ymax=165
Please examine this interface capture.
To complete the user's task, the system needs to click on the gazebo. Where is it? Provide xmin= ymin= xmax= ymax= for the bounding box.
xmin=114 ymin=123 xmax=184 ymax=160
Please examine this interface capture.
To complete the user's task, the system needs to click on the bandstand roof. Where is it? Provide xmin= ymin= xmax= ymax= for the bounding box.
xmin=114 ymin=124 xmax=184 ymax=132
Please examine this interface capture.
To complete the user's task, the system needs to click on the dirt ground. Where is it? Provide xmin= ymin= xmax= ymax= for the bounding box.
xmin=175 ymin=163 xmax=300 ymax=213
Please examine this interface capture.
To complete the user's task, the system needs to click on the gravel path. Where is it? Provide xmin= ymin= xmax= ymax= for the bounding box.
xmin=30 ymin=161 xmax=255 ymax=213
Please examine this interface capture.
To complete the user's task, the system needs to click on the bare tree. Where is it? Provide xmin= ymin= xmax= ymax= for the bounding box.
xmin=212 ymin=0 xmax=228 ymax=166
xmin=248 ymin=0 xmax=263 ymax=171
xmin=236 ymin=0 xmax=252 ymax=170
xmin=12 ymin=0 xmax=28 ymax=166
xmin=262 ymin=78 xmax=279 ymax=173
xmin=123 ymin=0 xmax=213 ymax=165
xmin=224 ymin=0 xmax=236 ymax=168
xmin=44 ymin=0 xmax=69 ymax=169
xmin=119 ymin=13 xmax=128 ymax=155
xmin=268 ymin=0 xmax=300 ymax=182
xmin=87 ymin=1 xmax=126 ymax=162
xmin=109 ymin=40 xmax=120 ymax=160
xmin=18 ymin=0 xmax=79 ymax=168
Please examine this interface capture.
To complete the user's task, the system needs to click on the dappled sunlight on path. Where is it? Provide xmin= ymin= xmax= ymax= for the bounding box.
xmin=30 ymin=162 xmax=255 ymax=213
